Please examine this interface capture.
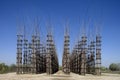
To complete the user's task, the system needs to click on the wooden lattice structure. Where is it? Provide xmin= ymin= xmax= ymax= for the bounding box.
xmin=16 ymin=33 xmax=23 ymax=74
xmin=46 ymin=29 xmax=59 ymax=74
xmin=95 ymin=35 xmax=101 ymax=75
xmin=16 ymin=20 xmax=59 ymax=74
xmin=16 ymin=20 xmax=101 ymax=76
xmin=62 ymin=27 xmax=70 ymax=74
xmin=70 ymin=29 xmax=101 ymax=76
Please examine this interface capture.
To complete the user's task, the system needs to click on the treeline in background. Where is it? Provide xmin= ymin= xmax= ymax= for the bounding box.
xmin=101 ymin=63 xmax=120 ymax=74
xmin=0 ymin=63 xmax=16 ymax=74
xmin=0 ymin=62 xmax=120 ymax=74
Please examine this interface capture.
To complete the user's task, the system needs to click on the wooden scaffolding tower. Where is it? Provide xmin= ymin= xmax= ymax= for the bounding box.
xmin=62 ymin=27 xmax=70 ymax=74
xmin=16 ymin=26 xmax=23 ymax=74
xmin=46 ymin=28 xmax=59 ymax=74
xmin=70 ymin=25 xmax=101 ymax=75
xmin=95 ymin=35 xmax=101 ymax=75
xmin=31 ymin=34 xmax=37 ymax=73
xmin=16 ymin=19 xmax=102 ymax=76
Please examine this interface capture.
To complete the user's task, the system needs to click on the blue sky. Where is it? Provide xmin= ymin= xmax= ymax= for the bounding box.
xmin=0 ymin=0 xmax=120 ymax=67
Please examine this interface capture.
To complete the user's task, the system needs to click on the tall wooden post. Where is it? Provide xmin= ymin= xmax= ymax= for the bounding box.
xmin=95 ymin=35 xmax=101 ymax=75
xmin=81 ymin=36 xmax=87 ymax=75
xmin=16 ymin=34 xmax=23 ymax=74
xmin=62 ymin=27 xmax=70 ymax=74
xmin=31 ymin=35 xmax=37 ymax=74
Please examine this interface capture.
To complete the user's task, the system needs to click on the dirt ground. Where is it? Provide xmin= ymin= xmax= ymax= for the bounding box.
xmin=0 ymin=71 xmax=120 ymax=80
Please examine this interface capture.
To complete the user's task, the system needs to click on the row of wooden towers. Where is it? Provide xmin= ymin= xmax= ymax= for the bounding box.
xmin=16 ymin=25 xmax=59 ymax=74
xmin=16 ymin=23 xmax=101 ymax=76
xmin=62 ymin=27 xmax=101 ymax=75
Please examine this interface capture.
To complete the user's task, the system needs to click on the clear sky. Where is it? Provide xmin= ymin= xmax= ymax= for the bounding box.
xmin=0 ymin=0 xmax=120 ymax=67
